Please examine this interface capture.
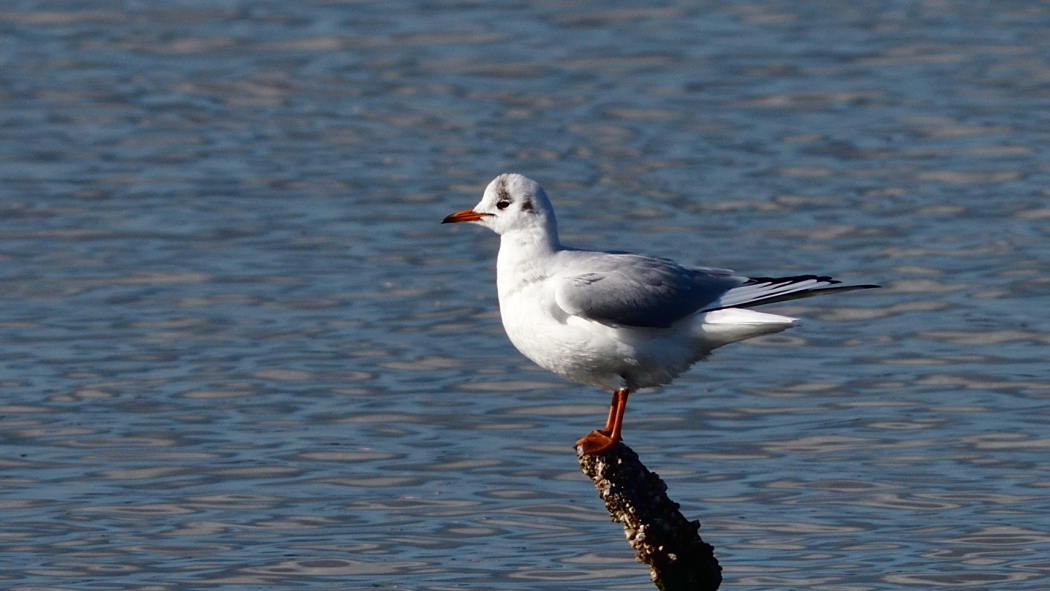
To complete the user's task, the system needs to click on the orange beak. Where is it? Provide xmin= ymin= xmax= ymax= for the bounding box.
xmin=442 ymin=209 xmax=491 ymax=224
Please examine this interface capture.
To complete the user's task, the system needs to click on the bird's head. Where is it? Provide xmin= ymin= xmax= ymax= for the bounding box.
xmin=443 ymin=173 xmax=558 ymax=239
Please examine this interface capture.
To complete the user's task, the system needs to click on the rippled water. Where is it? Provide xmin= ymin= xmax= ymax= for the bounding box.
xmin=2 ymin=1 xmax=1049 ymax=589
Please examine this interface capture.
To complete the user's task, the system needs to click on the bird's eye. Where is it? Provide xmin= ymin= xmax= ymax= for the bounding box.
xmin=496 ymin=200 xmax=511 ymax=210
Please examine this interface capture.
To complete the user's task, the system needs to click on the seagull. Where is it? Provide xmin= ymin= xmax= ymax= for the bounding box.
xmin=443 ymin=173 xmax=878 ymax=454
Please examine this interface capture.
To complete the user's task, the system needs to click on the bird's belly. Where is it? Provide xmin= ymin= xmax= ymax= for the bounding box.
xmin=498 ymin=291 xmax=700 ymax=391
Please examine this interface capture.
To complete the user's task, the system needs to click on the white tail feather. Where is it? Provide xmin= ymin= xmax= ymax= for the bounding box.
xmin=695 ymin=308 xmax=797 ymax=349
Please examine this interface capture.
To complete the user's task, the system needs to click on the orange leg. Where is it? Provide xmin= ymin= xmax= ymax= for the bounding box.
xmin=576 ymin=388 xmax=629 ymax=455
xmin=597 ymin=390 xmax=619 ymax=435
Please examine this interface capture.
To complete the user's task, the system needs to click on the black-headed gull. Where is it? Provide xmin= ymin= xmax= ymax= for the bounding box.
xmin=443 ymin=173 xmax=878 ymax=454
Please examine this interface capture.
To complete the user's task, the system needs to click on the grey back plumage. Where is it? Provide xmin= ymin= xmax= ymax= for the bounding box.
xmin=552 ymin=251 xmax=743 ymax=328
xmin=551 ymin=251 xmax=880 ymax=329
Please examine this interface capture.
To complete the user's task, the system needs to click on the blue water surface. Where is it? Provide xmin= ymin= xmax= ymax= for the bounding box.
xmin=1 ymin=1 xmax=1048 ymax=589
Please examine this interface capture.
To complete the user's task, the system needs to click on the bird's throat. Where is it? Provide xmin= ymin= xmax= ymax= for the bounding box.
xmin=496 ymin=232 xmax=558 ymax=300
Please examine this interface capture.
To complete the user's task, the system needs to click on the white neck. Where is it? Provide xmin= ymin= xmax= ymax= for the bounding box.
xmin=496 ymin=227 xmax=561 ymax=299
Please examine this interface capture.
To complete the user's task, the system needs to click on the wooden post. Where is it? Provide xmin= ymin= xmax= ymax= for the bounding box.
xmin=576 ymin=442 xmax=721 ymax=591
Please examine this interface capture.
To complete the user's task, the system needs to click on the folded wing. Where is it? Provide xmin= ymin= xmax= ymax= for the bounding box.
xmin=552 ymin=252 xmax=880 ymax=328
xmin=553 ymin=253 xmax=742 ymax=328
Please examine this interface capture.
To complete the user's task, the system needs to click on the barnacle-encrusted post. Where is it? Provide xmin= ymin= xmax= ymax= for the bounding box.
xmin=576 ymin=442 xmax=721 ymax=591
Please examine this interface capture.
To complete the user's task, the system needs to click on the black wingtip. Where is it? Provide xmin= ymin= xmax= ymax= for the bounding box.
xmin=713 ymin=278 xmax=881 ymax=311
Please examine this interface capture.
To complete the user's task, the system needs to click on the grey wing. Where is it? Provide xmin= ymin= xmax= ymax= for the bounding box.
xmin=553 ymin=253 xmax=744 ymax=328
